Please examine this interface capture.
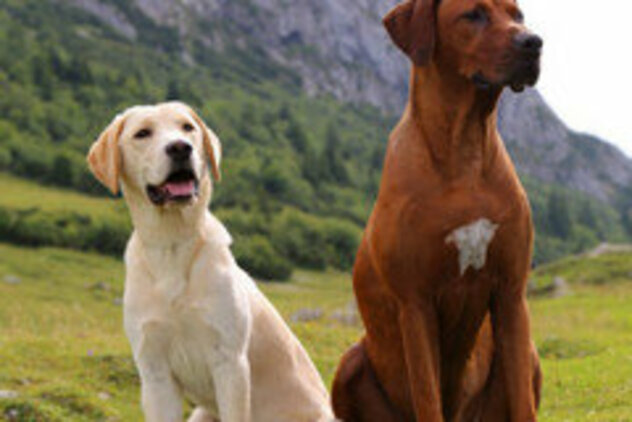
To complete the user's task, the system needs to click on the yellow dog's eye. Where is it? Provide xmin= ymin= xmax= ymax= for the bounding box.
xmin=134 ymin=129 xmax=152 ymax=139
xmin=183 ymin=123 xmax=195 ymax=132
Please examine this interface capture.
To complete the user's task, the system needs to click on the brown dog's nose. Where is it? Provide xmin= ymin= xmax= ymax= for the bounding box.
xmin=166 ymin=141 xmax=192 ymax=162
xmin=514 ymin=33 xmax=543 ymax=53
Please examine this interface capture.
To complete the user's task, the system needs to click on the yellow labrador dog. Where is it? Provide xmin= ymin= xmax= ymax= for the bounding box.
xmin=87 ymin=102 xmax=334 ymax=422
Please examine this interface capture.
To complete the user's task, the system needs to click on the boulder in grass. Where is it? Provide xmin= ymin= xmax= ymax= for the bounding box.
xmin=550 ymin=277 xmax=571 ymax=298
xmin=290 ymin=308 xmax=324 ymax=323
xmin=330 ymin=302 xmax=361 ymax=327
xmin=88 ymin=281 xmax=111 ymax=291
xmin=98 ymin=392 xmax=111 ymax=401
xmin=3 ymin=275 xmax=20 ymax=285
xmin=530 ymin=276 xmax=571 ymax=298
xmin=0 ymin=390 xmax=19 ymax=399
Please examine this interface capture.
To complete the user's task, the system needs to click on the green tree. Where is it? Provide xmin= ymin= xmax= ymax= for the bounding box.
xmin=31 ymin=54 xmax=54 ymax=100
xmin=166 ymin=78 xmax=181 ymax=101
xmin=547 ymin=191 xmax=573 ymax=239
xmin=286 ymin=117 xmax=308 ymax=153
xmin=321 ymin=125 xmax=349 ymax=184
xmin=49 ymin=154 xmax=74 ymax=186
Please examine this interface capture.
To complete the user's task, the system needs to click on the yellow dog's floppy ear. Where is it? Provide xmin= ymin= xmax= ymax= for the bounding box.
xmin=383 ymin=0 xmax=437 ymax=67
xmin=87 ymin=114 xmax=126 ymax=194
xmin=188 ymin=108 xmax=222 ymax=182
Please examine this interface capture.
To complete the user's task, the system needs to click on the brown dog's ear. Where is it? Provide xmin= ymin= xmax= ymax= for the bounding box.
xmin=87 ymin=114 xmax=126 ymax=194
xmin=188 ymin=108 xmax=222 ymax=182
xmin=383 ymin=0 xmax=437 ymax=66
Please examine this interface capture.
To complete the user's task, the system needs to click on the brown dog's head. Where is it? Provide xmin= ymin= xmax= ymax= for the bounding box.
xmin=87 ymin=102 xmax=222 ymax=208
xmin=384 ymin=0 xmax=542 ymax=92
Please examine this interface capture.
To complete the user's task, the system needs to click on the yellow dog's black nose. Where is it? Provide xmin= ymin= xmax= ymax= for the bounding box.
xmin=166 ymin=141 xmax=192 ymax=162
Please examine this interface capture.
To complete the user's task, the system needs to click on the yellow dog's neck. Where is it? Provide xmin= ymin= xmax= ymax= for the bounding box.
xmin=122 ymin=175 xmax=213 ymax=249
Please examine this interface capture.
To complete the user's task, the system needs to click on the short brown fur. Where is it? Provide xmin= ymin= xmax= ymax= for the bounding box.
xmin=332 ymin=0 xmax=542 ymax=420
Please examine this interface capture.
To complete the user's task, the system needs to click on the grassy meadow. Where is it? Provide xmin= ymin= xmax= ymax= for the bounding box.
xmin=0 ymin=176 xmax=631 ymax=421
xmin=1 ymin=245 xmax=632 ymax=421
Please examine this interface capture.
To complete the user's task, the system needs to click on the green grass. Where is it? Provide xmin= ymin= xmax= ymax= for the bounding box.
xmin=0 ymin=173 xmax=128 ymax=222
xmin=0 ymin=244 xmax=361 ymax=421
xmin=1 ymin=243 xmax=632 ymax=421
xmin=533 ymin=248 xmax=632 ymax=287
xmin=529 ymin=247 xmax=632 ymax=420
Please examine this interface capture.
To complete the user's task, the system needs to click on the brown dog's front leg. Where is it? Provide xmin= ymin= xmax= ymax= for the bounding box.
xmin=492 ymin=293 xmax=537 ymax=422
xmin=399 ymin=303 xmax=444 ymax=422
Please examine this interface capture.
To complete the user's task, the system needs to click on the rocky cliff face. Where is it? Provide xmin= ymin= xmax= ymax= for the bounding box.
xmin=62 ymin=0 xmax=632 ymax=204
xmin=499 ymin=89 xmax=632 ymax=202
xmin=66 ymin=0 xmax=407 ymax=109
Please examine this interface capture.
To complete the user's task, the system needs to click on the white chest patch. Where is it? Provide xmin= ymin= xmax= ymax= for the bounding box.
xmin=445 ymin=218 xmax=499 ymax=276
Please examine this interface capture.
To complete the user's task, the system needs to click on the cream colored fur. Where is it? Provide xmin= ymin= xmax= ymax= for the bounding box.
xmin=87 ymin=102 xmax=334 ymax=422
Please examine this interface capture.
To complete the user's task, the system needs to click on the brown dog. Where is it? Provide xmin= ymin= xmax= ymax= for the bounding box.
xmin=332 ymin=0 xmax=543 ymax=421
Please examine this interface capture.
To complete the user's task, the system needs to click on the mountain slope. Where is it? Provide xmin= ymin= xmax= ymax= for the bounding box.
xmin=65 ymin=0 xmax=407 ymax=109
xmin=499 ymin=90 xmax=632 ymax=203
xmin=0 ymin=0 xmax=629 ymax=270
xmin=65 ymin=0 xmax=632 ymax=206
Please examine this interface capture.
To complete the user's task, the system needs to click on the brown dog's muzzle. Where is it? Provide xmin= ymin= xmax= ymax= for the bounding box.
xmin=507 ymin=32 xmax=543 ymax=92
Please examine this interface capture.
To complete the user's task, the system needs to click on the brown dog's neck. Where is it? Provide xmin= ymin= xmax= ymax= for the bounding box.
xmin=406 ymin=65 xmax=503 ymax=179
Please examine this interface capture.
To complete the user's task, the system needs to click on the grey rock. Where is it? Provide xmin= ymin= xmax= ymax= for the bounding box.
xmin=88 ymin=281 xmax=111 ymax=291
xmin=550 ymin=277 xmax=571 ymax=298
xmin=97 ymin=391 xmax=111 ymax=401
xmin=5 ymin=409 xmax=20 ymax=421
xmin=586 ymin=243 xmax=632 ymax=258
xmin=4 ymin=275 xmax=21 ymax=285
xmin=526 ymin=278 xmax=538 ymax=296
xmin=60 ymin=0 xmax=137 ymax=39
xmin=330 ymin=302 xmax=360 ymax=326
xmin=531 ymin=276 xmax=571 ymax=298
xmin=0 ymin=390 xmax=19 ymax=399
xmin=290 ymin=308 xmax=324 ymax=323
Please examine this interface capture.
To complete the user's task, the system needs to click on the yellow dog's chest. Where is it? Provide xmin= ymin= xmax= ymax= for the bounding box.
xmin=142 ymin=309 xmax=223 ymax=413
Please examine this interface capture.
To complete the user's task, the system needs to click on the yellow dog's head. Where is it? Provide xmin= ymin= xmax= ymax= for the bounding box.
xmin=87 ymin=102 xmax=221 ymax=208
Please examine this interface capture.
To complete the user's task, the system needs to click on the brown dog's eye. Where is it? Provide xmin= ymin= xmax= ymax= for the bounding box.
xmin=182 ymin=123 xmax=195 ymax=132
xmin=514 ymin=10 xmax=525 ymax=24
xmin=134 ymin=129 xmax=152 ymax=139
xmin=463 ymin=7 xmax=489 ymax=24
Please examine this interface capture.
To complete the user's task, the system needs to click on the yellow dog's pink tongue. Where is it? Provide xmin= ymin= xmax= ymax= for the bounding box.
xmin=164 ymin=180 xmax=195 ymax=197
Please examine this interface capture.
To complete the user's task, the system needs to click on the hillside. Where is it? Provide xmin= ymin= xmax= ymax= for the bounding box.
xmin=63 ymin=0 xmax=632 ymax=205
xmin=1 ymin=242 xmax=631 ymax=420
xmin=0 ymin=0 xmax=630 ymax=274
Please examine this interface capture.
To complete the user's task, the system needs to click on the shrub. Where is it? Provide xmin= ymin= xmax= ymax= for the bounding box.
xmin=270 ymin=209 xmax=361 ymax=270
xmin=11 ymin=209 xmax=64 ymax=246
xmin=0 ymin=206 xmax=129 ymax=256
xmin=272 ymin=211 xmax=328 ymax=270
xmin=83 ymin=219 xmax=130 ymax=256
xmin=321 ymin=220 xmax=361 ymax=270
xmin=0 ymin=146 xmax=11 ymax=170
xmin=232 ymin=235 xmax=293 ymax=281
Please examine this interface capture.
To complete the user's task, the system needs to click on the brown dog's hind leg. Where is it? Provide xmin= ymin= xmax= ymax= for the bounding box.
xmin=332 ymin=341 xmax=403 ymax=422
xmin=475 ymin=341 xmax=543 ymax=422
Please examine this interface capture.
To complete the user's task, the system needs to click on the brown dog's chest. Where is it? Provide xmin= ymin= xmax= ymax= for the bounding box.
xmin=369 ymin=174 xmax=530 ymax=295
xmin=361 ymin=178 xmax=532 ymax=404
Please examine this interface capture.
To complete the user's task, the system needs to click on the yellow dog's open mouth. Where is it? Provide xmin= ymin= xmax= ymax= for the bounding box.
xmin=146 ymin=169 xmax=199 ymax=206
